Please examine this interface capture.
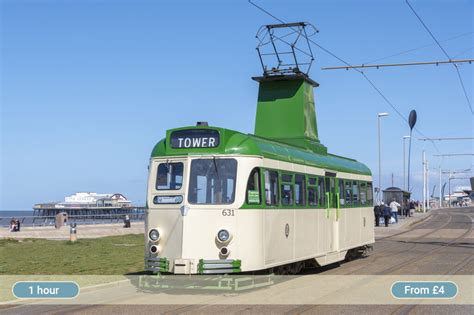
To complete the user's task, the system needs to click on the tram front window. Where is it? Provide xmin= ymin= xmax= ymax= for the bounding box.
xmin=188 ymin=158 xmax=237 ymax=204
xmin=156 ymin=162 xmax=183 ymax=190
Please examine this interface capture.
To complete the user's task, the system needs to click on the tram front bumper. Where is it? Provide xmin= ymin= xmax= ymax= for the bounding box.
xmin=145 ymin=257 xmax=242 ymax=274
xmin=145 ymin=257 xmax=170 ymax=273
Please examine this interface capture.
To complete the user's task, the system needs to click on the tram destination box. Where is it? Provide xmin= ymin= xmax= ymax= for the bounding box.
xmin=170 ymin=129 xmax=220 ymax=149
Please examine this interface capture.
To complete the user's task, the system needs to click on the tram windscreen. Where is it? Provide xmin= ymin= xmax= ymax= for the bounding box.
xmin=188 ymin=158 xmax=237 ymax=204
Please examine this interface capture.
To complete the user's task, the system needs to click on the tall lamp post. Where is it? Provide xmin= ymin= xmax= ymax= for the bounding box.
xmin=403 ymin=135 xmax=411 ymax=191
xmin=378 ymin=112 xmax=389 ymax=204
xmin=407 ymin=110 xmax=417 ymax=194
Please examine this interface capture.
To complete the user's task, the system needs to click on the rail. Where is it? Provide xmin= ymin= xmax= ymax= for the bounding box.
xmin=0 ymin=213 xmax=145 ymax=227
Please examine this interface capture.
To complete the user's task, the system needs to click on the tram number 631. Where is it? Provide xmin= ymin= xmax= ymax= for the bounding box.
xmin=222 ymin=209 xmax=235 ymax=216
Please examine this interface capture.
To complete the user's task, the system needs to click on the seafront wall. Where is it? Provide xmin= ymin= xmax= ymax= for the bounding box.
xmin=0 ymin=222 xmax=144 ymax=240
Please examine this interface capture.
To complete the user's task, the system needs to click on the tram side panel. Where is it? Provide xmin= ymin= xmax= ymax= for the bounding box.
xmin=294 ymin=208 xmax=319 ymax=259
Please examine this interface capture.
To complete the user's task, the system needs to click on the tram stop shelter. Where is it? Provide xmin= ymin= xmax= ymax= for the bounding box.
xmin=383 ymin=187 xmax=411 ymax=210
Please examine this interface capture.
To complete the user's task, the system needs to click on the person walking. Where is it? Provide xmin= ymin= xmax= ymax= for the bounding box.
xmin=409 ymin=200 xmax=415 ymax=217
xmin=374 ymin=204 xmax=382 ymax=227
xmin=382 ymin=203 xmax=391 ymax=227
xmin=9 ymin=218 xmax=17 ymax=232
xmin=389 ymin=199 xmax=400 ymax=223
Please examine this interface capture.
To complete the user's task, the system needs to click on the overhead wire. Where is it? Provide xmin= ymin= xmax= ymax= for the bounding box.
xmin=248 ymin=0 xmax=441 ymax=153
xmin=363 ymin=32 xmax=473 ymax=65
xmin=405 ymin=0 xmax=473 ymax=115
xmin=452 ymin=46 xmax=473 ymax=59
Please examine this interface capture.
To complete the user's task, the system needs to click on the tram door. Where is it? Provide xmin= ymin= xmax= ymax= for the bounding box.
xmin=324 ymin=174 xmax=339 ymax=252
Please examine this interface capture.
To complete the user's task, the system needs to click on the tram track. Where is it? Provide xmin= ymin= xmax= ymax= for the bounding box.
xmin=388 ymin=212 xmax=473 ymax=315
xmin=339 ymin=212 xmax=454 ymax=276
xmin=375 ymin=211 xmax=436 ymax=241
xmin=375 ymin=213 xmax=472 ymax=275
xmin=285 ymin=209 xmax=473 ymax=315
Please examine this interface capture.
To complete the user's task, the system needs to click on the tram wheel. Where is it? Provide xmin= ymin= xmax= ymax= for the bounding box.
xmin=275 ymin=264 xmax=291 ymax=275
xmin=289 ymin=262 xmax=303 ymax=274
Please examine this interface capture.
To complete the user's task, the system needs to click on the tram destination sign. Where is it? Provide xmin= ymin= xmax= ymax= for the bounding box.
xmin=170 ymin=129 xmax=220 ymax=149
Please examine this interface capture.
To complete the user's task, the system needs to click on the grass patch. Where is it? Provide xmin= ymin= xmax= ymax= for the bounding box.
xmin=0 ymin=234 xmax=145 ymax=275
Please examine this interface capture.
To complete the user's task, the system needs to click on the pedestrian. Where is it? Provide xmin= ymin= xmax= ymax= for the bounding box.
xmin=382 ymin=203 xmax=391 ymax=227
xmin=9 ymin=218 xmax=17 ymax=232
xmin=374 ymin=204 xmax=381 ymax=227
xmin=389 ymin=199 xmax=400 ymax=223
xmin=409 ymin=200 xmax=415 ymax=217
xmin=123 ymin=215 xmax=131 ymax=228
xmin=15 ymin=219 xmax=21 ymax=232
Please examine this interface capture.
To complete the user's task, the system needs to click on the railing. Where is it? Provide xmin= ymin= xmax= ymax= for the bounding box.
xmin=0 ymin=213 xmax=145 ymax=228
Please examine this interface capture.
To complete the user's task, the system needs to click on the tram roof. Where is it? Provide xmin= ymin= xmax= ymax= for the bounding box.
xmin=151 ymin=126 xmax=372 ymax=176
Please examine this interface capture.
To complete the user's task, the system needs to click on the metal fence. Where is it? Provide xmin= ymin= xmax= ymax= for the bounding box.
xmin=0 ymin=213 xmax=145 ymax=227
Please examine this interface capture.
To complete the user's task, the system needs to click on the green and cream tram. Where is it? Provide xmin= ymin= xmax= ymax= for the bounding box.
xmin=145 ymin=74 xmax=374 ymax=275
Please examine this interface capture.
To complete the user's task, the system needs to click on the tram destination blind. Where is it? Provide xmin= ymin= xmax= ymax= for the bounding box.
xmin=170 ymin=129 xmax=220 ymax=149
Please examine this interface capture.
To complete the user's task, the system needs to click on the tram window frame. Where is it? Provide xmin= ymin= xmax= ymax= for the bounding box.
xmin=264 ymin=170 xmax=279 ymax=206
xmin=156 ymin=162 xmax=184 ymax=190
xmin=344 ymin=180 xmax=352 ymax=207
xmin=294 ymin=174 xmax=306 ymax=207
xmin=360 ymin=182 xmax=367 ymax=206
xmin=367 ymin=182 xmax=374 ymax=205
xmin=352 ymin=180 xmax=360 ymax=206
xmin=246 ymin=168 xmax=262 ymax=205
xmin=318 ymin=177 xmax=326 ymax=208
xmin=307 ymin=176 xmax=318 ymax=207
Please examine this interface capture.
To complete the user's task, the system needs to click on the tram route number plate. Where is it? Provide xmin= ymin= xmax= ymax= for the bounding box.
xmin=170 ymin=129 xmax=220 ymax=149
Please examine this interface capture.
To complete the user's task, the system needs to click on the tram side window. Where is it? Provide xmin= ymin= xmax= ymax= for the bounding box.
xmin=367 ymin=182 xmax=374 ymax=205
xmin=295 ymin=174 xmax=306 ymax=206
xmin=338 ymin=179 xmax=345 ymax=206
xmin=352 ymin=180 xmax=359 ymax=206
xmin=280 ymin=173 xmax=293 ymax=206
xmin=246 ymin=168 xmax=261 ymax=205
xmin=156 ymin=162 xmax=183 ymax=190
xmin=360 ymin=182 xmax=367 ymax=206
xmin=308 ymin=187 xmax=317 ymax=206
xmin=281 ymin=183 xmax=293 ymax=206
xmin=345 ymin=180 xmax=352 ymax=206
xmin=318 ymin=177 xmax=326 ymax=207
xmin=264 ymin=170 xmax=279 ymax=206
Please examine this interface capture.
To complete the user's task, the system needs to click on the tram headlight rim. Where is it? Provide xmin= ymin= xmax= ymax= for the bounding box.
xmin=149 ymin=229 xmax=160 ymax=242
xmin=216 ymin=229 xmax=231 ymax=243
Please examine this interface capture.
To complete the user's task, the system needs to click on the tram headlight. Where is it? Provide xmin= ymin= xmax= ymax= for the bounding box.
xmin=149 ymin=229 xmax=160 ymax=242
xmin=217 ymin=229 xmax=231 ymax=243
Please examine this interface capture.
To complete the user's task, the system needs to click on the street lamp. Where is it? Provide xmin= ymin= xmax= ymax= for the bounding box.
xmin=378 ymin=112 xmax=389 ymax=203
xmin=403 ymin=135 xmax=411 ymax=191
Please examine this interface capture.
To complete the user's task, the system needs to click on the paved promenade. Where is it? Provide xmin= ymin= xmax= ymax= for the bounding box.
xmin=374 ymin=210 xmax=432 ymax=238
xmin=0 ymin=222 xmax=144 ymax=240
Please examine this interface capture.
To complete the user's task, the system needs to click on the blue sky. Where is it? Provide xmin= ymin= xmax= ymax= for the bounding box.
xmin=1 ymin=0 xmax=473 ymax=210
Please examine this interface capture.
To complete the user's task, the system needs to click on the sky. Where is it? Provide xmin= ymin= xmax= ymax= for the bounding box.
xmin=1 ymin=0 xmax=473 ymax=210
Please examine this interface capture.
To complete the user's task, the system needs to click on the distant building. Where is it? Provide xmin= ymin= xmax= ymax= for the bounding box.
xmin=382 ymin=187 xmax=411 ymax=206
xmin=60 ymin=192 xmax=131 ymax=208
xmin=33 ymin=192 xmax=139 ymax=217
